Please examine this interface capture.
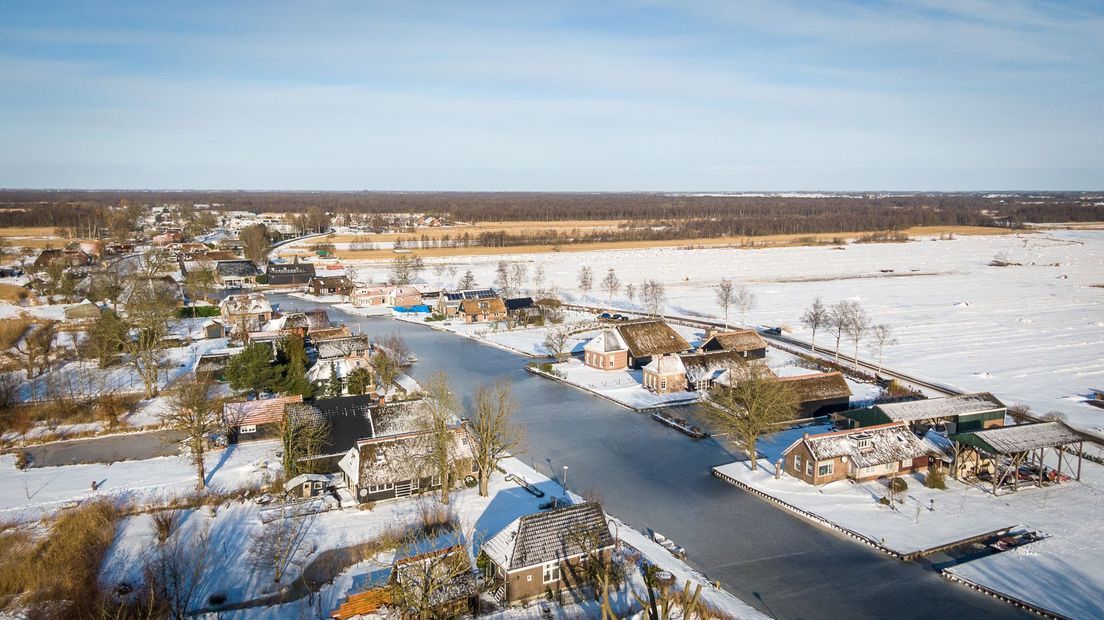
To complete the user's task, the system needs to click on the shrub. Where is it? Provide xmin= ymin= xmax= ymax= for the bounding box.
xmin=925 ymin=464 xmax=947 ymax=490
xmin=151 ymin=509 xmax=181 ymax=544
xmin=889 ymin=476 xmax=908 ymax=493
xmin=255 ymin=273 xmax=269 ymax=285
xmin=14 ymin=452 xmax=29 ymax=470
xmin=878 ymin=496 xmax=891 ymax=506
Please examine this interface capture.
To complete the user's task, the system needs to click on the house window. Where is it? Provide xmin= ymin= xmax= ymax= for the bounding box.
xmin=793 ymin=455 xmax=802 ymax=471
xmin=542 ymin=562 xmax=561 ymax=583
xmin=239 ymin=424 xmax=257 ymax=434
xmin=431 ymin=473 xmax=441 ymax=486
xmin=818 ymin=462 xmax=833 ymax=477
xmin=368 ymin=482 xmax=395 ymax=493
xmin=806 ymin=460 xmax=813 ymax=476
xmin=660 ymin=379 xmax=667 ymax=390
xmin=607 ymin=358 xmax=614 ymax=368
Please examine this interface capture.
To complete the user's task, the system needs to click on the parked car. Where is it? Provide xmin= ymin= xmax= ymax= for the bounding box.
xmin=762 ymin=326 xmax=782 ymax=335
xmin=599 ymin=312 xmax=612 ymax=320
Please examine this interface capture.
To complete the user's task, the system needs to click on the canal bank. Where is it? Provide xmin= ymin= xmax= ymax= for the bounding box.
xmin=273 ymin=294 xmax=1032 ymax=620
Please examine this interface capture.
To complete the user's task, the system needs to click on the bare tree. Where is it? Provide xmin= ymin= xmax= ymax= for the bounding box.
xmin=533 ymin=265 xmax=545 ymax=292
xmin=510 ymin=263 xmax=528 ymax=294
xmin=183 ymin=262 xmax=216 ymax=308
xmin=567 ymin=522 xmax=623 ymax=620
xmin=702 ymin=363 xmax=797 ymax=470
xmin=379 ymin=332 xmax=413 ymax=366
xmin=733 ymin=285 xmax=756 ymax=326
xmin=714 ymin=279 xmax=734 ymax=329
xmin=800 ymin=297 xmax=827 ymax=352
xmin=827 ymin=301 xmax=852 ymax=361
xmin=240 ymin=224 xmax=271 ymax=266
xmin=162 ymin=380 xmax=219 ymax=490
xmin=577 ymin=266 xmax=593 ymax=296
xmin=641 ymin=279 xmax=666 ymax=317
xmin=600 ymin=268 xmax=621 ymax=306
xmin=843 ymin=302 xmax=871 ymax=366
xmin=493 ymin=261 xmax=512 ymax=297
xmin=13 ymin=321 xmax=58 ymax=399
xmin=118 ymin=286 xmax=175 ymax=398
xmin=422 ymin=372 xmax=459 ymax=505
xmin=145 ymin=523 xmax=211 ymax=620
xmin=372 ymin=350 xmax=399 ymax=395
xmin=542 ymin=328 xmax=570 ymax=361
xmin=869 ymin=323 xmax=897 ymax=373
xmin=458 ymin=270 xmax=476 ymax=290
xmin=390 ymin=255 xmax=424 ymax=286
xmin=250 ymin=506 xmax=317 ymax=583
xmin=281 ymin=403 xmax=332 ymax=477
xmin=389 ymin=528 xmax=474 ymax=618
xmin=469 ymin=380 xmax=524 ymax=496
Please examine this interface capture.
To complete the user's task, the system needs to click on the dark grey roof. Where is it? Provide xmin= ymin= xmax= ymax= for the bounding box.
xmin=504 ymin=297 xmax=535 ymax=311
xmin=267 ymin=263 xmax=316 ymax=276
xmin=310 ymin=395 xmax=378 ymax=454
xmin=486 ymin=502 xmax=613 ymax=571
xmin=216 ymin=260 xmax=260 ymax=277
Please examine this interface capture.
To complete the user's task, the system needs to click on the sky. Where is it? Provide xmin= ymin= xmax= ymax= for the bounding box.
xmin=1 ymin=1 xmax=1102 ymax=191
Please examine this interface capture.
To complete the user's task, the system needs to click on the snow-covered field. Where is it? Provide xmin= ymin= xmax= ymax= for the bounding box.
xmin=714 ymin=425 xmax=1104 ymax=620
xmin=346 ymin=229 xmax=1104 ymax=433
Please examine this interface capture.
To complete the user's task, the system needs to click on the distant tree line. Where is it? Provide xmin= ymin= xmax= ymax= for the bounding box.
xmin=2 ymin=191 xmax=1102 ymax=234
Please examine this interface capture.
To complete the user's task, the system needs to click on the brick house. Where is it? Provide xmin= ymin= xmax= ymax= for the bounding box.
xmin=435 ymin=288 xmax=498 ymax=316
xmin=350 ymin=285 xmax=389 ymax=307
xmin=583 ymin=329 xmax=629 ymax=371
xmin=308 ymin=275 xmax=354 ymax=297
xmin=219 ymin=292 xmax=273 ymax=332
xmin=457 ymin=297 xmax=507 ymax=323
xmin=481 ymin=502 xmax=614 ymax=606
xmin=642 ymin=354 xmax=688 ymax=393
xmin=222 ymin=394 xmax=304 ymax=443
xmin=781 ymin=422 xmax=935 ymax=485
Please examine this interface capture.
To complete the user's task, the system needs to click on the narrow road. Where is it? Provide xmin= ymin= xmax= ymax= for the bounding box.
xmin=23 ymin=429 xmax=185 ymax=467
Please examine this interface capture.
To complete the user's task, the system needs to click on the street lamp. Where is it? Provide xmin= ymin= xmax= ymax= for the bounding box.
xmin=562 ymin=465 xmax=569 ymax=502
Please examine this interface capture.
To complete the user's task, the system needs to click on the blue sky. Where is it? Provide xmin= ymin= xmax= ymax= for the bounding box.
xmin=1 ymin=1 xmax=1102 ymax=190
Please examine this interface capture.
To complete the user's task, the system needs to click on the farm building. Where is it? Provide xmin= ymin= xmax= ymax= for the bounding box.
xmin=214 ymin=260 xmax=260 ymax=288
xmin=457 ymin=297 xmax=507 ymax=323
xmin=222 ymin=394 xmax=304 ymax=443
xmin=266 ymin=262 xmax=316 ymax=286
xmin=642 ymin=354 xmax=688 ymax=393
xmin=777 ymin=372 xmax=852 ymax=418
xmin=698 ymin=329 xmax=767 ymax=359
xmin=583 ymin=329 xmax=629 ymax=371
xmin=481 ymin=502 xmax=614 ymax=606
xmin=782 ymin=422 xmax=937 ymax=485
xmin=949 ymin=421 xmax=1092 ymax=495
xmin=840 ymin=392 xmax=1006 ymax=433
xmin=614 ymin=319 xmax=692 ymax=369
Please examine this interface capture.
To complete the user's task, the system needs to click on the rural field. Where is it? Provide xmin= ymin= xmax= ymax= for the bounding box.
xmin=277 ymin=224 xmax=1017 ymax=260
xmin=345 ymin=227 xmax=1104 ymax=433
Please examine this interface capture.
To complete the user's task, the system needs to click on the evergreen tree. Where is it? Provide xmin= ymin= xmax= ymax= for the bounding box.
xmin=347 ymin=367 xmax=373 ymax=395
xmin=327 ymin=362 xmax=343 ymax=397
xmin=225 ymin=343 xmax=282 ymax=395
xmin=279 ymin=335 xmax=313 ymax=398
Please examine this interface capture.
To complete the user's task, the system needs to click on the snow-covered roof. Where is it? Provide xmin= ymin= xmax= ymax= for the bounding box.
xmin=787 ymin=422 xmax=935 ymax=469
xmin=777 ymin=372 xmax=852 ymax=403
xmin=702 ymin=330 xmax=767 ymax=353
xmin=315 ymin=335 xmax=372 ymax=359
xmin=584 ymin=329 xmax=628 ymax=354
xmin=394 ymin=373 xmax=421 ymax=394
xmin=283 ymin=473 xmax=329 ymax=492
xmin=876 ymin=392 xmax=1006 ymax=422
xmin=215 ymin=260 xmax=259 ymax=277
xmin=356 ymin=427 xmax=472 ymax=487
xmin=951 ymin=421 xmax=1086 ymax=455
xmin=223 ymin=394 xmax=303 ymax=426
xmin=481 ymin=502 xmax=612 ymax=571
xmin=616 ymin=320 xmax=692 ymax=357
xmin=220 ymin=292 xmax=271 ymax=315
xmin=643 ymin=353 xmax=685 ymax=375
xmin=680 ymin=350 xmax=746 ymax=382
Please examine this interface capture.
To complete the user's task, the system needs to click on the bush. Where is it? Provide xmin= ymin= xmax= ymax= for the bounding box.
xmin=889 ymin=476 xmax=908 ymax=493
xmin=925 ymin=464 xmax=947 ymax=490
xmin=878 ymin=496 xmax=891 ymax=506
xmin=255 ymin=273 xmax=269 ymax=285
xmin=177 ymin=305 xmax=220 ymax=318
xmin=14 ymin=452 xmax=29 ymax=470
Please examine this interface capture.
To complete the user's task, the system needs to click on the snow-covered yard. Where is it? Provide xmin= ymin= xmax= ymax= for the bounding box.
xmin=345 ymin=228 xmax=1104 ymax=433
xmin=713 ymin=425 xmax=1104 ymax=619
xmin=93 ymin=453 xmax=766 ymax=619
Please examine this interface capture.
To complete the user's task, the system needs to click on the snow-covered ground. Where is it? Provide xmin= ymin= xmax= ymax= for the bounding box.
xmin=713 ymin=425 xmax=1104 ymax=619
xmin=394 ymin=310 xmax=602 ymax=358
xmin=0 ymin=440 xmax=281 ymax=522
xmin=92 ymin=451 xmax=766 ymax=619
xmin=343 ymin=229 xmax=1104 ymax=433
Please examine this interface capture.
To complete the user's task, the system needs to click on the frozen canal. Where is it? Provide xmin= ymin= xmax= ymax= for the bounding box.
xmin=275 ymin=295 xmax=1030 ymax=619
